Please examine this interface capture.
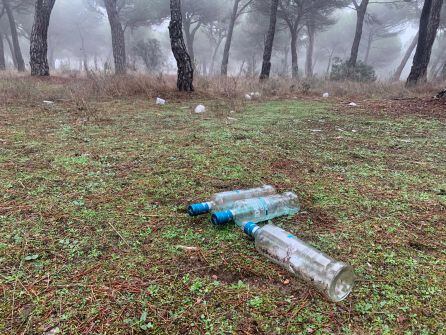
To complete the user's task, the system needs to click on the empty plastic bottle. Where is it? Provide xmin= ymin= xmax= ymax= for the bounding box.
xmin=188 ymin=185 xmax=276 ymax=216
xmin=211 ymin=192 xmax=299 ymax=226
xmin=243 ymin=222 xmax=354 ymax=302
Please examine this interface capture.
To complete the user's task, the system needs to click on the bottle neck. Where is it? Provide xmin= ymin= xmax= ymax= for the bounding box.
xmin=243 ymin=222 xmax=260 ymax=238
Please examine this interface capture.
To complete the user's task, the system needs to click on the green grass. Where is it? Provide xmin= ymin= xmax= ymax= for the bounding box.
xmin=0 ymin=96 xmax=445 ymax=334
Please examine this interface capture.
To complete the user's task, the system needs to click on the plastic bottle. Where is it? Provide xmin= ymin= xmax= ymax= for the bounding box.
xmin=243 ymin=222 xmax=354 ymax=302
xmin=188 ymin=185 xmax=276 ymax=216
xmin=211 ymin=192 xmax=299 ymax=226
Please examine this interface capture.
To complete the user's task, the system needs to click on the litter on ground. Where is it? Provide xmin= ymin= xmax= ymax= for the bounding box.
xmin=194 ymin=104 xmax=206 ymax=113
xmin=156 ymin=97 xmax=166 ymax=105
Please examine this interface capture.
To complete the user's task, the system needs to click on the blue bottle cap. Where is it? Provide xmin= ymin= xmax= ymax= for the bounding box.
xmin=244 ymin=222 xmax=259 ymax=237
xmin=211 ymin=210 xmax=233 ymax=225
xmin=188 ymin=202 xmax=210 ymax=216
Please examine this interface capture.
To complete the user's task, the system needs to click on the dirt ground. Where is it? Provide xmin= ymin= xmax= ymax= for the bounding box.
xmin=0 ymin=79 xmax=445 ymax=334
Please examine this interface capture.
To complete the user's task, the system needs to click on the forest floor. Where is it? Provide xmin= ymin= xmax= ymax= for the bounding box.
xmin=0 ymin=79 xmax=445 ymax=334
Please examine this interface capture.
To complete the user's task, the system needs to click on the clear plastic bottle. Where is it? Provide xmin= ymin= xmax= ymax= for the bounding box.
xmin=187 ymin=185 xmax=276 ymax=216
xmin=211 ymin=192 xmax=300 ymax=226
xmin=243 ymin=222 xmax=354 ymax=302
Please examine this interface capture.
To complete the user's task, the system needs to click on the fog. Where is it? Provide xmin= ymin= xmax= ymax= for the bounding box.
xmin=1 ymin=0 xmax=445 ymax=81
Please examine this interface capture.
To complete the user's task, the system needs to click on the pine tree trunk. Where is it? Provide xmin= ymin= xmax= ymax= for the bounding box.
xmin=326 ymin=48 xmax=335 ymax=77
xmin=3 ymin=0 xmax=25 ymax=72
xmin=221 ymin=0 xmax=240 ymax=76
xmin=433 ymin=54 xmax=446 ymax=79
xmin=348 ymin=0 xmax=369 ymax=68
xmin=30 ymin=0 xmax=56 ymax=76
xmin=48 ymin=47 xmax=56 ymax=70
xmin=391 ymin=32 xmax=418 ymax=82
xmin=429 ymin=48 xmax=444 ymax=79
xmin=4 ymin=33 xmax=17 ymax=68
xmin=104 ymin=0 xmax=126 ymax=74
xmin=0 ymin=32 xmax=5 ymax=70
xmin=169 ymin=0 xmax=194 ymax=91
xmin=260 ymin=0 xmax=279 ymax=80
xmin=305 ymin=20 xmax=315 ymax=78
xmin=282 ymin=45 xmax=289 ymax=75
xmin=290 ymin=29 xmax=299 ymax=79
xmin=210 ymin=37 xmax=223 ymax=75
xmin=364 ymin=31 xmax=373 ymax=65
xmin=182 ymin=18 xmax=198 ymax=67
xmin=406 ymin=0 xmax=443 ymax=87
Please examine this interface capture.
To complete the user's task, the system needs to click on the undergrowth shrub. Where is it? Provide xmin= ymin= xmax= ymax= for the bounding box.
xmin=330 ymin=58 xmax=377 ymax=82
xmin=0 ymin=71 xmax=444 ymax=105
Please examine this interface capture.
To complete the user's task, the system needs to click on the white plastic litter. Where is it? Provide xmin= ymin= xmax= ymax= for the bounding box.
xmin=156 ymin=97 xmax=166 ymax=105
xmin=348 ymin=102 xmax=358 ymax=107
xmin=323 ymin=93 xmax=329 ymax=98
xmin=245 ymin=94 xmax=252 ymax=100
xmin=194 ymin=104 xmax=206 ymax=113
xmin=45 ymin=327 xmax=60 ymax=335
xmin=43 ymin=100 xmax=54 ymax=105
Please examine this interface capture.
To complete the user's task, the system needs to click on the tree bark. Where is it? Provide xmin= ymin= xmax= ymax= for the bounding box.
xmin=290 ymin=28 xmax=299 ymax=79
xmin=406 ymin=0 xmax=443 ymax=87
xmin=221 ymin=0 xmax=240 ymax=76
xmin=169 ymin=0 xmax=194 ymax=91
xmin=305 ymin=20 xmax=315 ymax=78
xmin=104 ymin=0 xmax=126 ymax=74
xmin=391 ymin=32 xmax=418 ymax=82
xmin=30 ymin=0 xmax=56 ymax=76
xmin=260 ymin=0 xmax=279 ymax=80
xmin=3 ymin=0 xmax=25 ymax=71
xmin=348 ymin=0 xmax=369 ymax=68
xmin=0 ymin=32 xmax=5 ymax=70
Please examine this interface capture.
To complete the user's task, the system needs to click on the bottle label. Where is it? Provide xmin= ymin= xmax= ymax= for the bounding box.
xmin=255 ymin=197 xmax=269 ymax=216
